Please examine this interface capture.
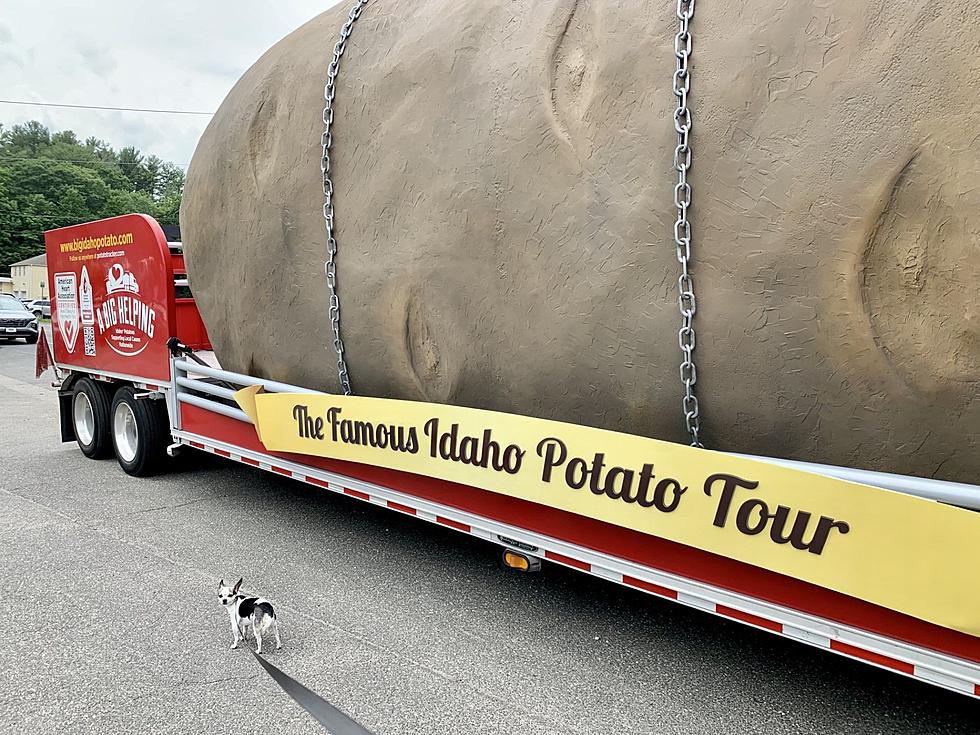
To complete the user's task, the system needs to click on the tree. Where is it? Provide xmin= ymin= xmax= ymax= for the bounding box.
xmin=0 ymin=174 xmax=44 ymax=268
xmin=1 ymin=120 xmax=51 ymax=155
xmin=117 ymin=146 xmax=160 ymax=196
xmin=153 ymin=193 xmax=181 ymax=227
xmin=101 ymin=189 xmax=156 ymax=220
xmin=157 ymin=162 xmax=186 ymax=200
xmin=51 ymin=130 xmax=80 ymax=146
xmin=0 ymin=121 xmax=186 ymax=276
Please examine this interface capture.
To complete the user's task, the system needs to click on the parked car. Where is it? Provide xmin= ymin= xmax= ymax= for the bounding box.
xmin=26 ymin=298 xmax=51 ymax=319
xmin=0 ymin=294 xmax=39 ymax=343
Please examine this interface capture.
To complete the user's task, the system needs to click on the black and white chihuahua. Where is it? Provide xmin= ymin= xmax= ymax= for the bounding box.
xmin=217 ymin=578 xmax=282 ymax=654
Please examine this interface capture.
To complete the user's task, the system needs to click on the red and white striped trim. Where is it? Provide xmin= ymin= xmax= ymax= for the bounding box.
xmin=174 ymin=430 xmax=980 ymax=699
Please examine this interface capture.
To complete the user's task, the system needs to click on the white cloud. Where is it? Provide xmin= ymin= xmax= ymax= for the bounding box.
xmin=0 ymin=1 xmax=345 ymax=165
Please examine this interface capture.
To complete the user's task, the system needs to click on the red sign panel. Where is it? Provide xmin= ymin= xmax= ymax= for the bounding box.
xmin=44 ymin=214 xmax=175 ymax=383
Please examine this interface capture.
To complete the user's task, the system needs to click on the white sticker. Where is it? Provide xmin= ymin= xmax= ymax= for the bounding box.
xmin=54 ymin=271 xmax=79 ymax=354
xmin=80 ymin=265 xmax=95 ymax=326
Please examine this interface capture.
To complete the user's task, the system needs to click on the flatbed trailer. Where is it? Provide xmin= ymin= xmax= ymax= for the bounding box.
xmin=41 ymin=214 xmax=980 ymax=698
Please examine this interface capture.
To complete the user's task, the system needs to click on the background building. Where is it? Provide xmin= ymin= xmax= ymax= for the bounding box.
xmin=9 ymin=254 xmax=48 ymax=300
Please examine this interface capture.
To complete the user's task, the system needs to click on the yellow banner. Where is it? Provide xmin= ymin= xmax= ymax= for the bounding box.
xmin=235 ymin=386 xmax=980 ymax=636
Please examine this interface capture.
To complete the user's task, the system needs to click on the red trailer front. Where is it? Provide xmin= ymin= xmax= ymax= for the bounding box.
xmin=46 ymin=214 xmax=175 ymax=384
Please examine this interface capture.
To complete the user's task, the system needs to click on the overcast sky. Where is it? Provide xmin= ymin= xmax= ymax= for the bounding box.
xmin=0 ymin=0 xmax=343 ymax=166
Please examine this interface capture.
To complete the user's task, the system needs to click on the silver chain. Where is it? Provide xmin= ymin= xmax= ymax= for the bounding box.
xmin=672 ymin=0 xmax=702 ymax=447
xmin=318 ymin=1 xmax=701 ymax=435
xmin=321 ymin=0 xmax=369 ymax=396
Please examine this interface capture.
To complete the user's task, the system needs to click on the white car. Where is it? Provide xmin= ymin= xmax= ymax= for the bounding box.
xmin=25 ymin=298 xmax=51 ymax=319
xmin=0 ymin=294 xmax=40 ymax=344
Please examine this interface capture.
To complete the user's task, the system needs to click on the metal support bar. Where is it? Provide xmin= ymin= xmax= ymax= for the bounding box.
xmin=173 ymin=359 xmax=319 ymax=395
xmin=169 ymin=359 xmax=980 ymax=509
xmin=729 ymin=452 xmax=980 ymax=511
xmin=175 ymin=376 xmax=237 ymax=401
xmin=176 ymin=392 xmax=252 ymax=423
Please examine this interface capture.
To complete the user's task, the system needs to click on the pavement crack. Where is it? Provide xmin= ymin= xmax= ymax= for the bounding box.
xmin=124 ymin=494 xmax=234 ymax=515
xmin=176 ymin=674 xmax=261 ymax=687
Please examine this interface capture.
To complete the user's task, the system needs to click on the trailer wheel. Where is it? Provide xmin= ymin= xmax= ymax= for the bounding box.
xmin=72 ymin=377 xmax=114 ymax=459
xmin=110 ymin=386 xmax=170 ymax=477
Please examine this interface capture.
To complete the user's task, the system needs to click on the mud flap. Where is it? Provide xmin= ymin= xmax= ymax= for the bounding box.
xmin=58 ymin=389 xmax=76 ymax=443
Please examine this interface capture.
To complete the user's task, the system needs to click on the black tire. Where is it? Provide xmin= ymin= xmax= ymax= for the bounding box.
xmin=25 ymin=333 xmax=38 ymax=344
xmin=110 ymin=386 xmax=170 ymax=477
xmin=33 ymin=310 xmax=42 ymax=320
xmin=72 ymin=378 xmax=114 ymax=459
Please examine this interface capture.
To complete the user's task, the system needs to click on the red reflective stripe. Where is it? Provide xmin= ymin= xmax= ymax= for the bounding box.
xmin=214 ymin=448 xmax=231 ymax=458
xmin=306 ymin=477 xmax=330 ymax=488
xmin=975 ymin=683 xmax=980 ymax=697
xmin=717 ymin=604 xmax=782 ymax=633
xmin=388 ymin=501 xmax=417 ymax=515
xmin=241 ymin=456 xmax=259 ymax=467
xmin=179 ymin=405 xmax=980 ymax=665
xmin=545 ymin=550 xmax=590 ymax=572
xmin=271 ymin=466 xmax=291 ymax=477
xmin=830 ymin=641 xmax=914 ymax=675
xmin=345 ymin=488 xmax=370 ymax=501
xmin=189 ymin=441 xmax=204 ymax=449
xmin=623 ymin=575 xmax=678 ymax=599
xmin=437 ymin=516 xmax=470 ymax=532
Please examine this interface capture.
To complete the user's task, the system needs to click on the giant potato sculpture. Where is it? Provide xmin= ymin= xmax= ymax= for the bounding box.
xmin=181 ymin=0 xmax=980 ymax=483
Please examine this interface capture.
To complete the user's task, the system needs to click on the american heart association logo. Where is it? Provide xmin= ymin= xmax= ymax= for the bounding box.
xmin=54 ymin=271 xmax=80 ymax=354
xmin=62 ymin=319 xmax=78 ymax=353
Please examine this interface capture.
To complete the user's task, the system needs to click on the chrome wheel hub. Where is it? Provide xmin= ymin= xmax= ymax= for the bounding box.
xmin=73 ymin=392 xmax=95 ymax=446
xmin=113 ymin=401 xmax=139 ymax=463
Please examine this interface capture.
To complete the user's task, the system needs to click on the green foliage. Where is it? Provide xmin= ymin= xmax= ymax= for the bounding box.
xmin=0 ymin=120 xmax=184 ymax=276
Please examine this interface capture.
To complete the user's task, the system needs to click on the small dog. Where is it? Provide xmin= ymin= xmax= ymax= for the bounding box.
xmin=217 ymin=578 xmax=282 ymax=654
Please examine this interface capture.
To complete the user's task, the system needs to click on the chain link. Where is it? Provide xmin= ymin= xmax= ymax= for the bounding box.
xmin=672 ymin=0 xmax=703 ymax=447
xmin=321 ymin=0 xmax=369 ymax=395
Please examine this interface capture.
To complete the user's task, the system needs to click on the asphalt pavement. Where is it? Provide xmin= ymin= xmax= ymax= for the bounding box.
xmin=0 ymin=335 xmax=976 ymax=734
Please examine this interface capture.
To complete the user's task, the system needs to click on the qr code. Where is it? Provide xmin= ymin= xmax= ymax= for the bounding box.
xmin=83 ymin=326 xmax=96 ymax=356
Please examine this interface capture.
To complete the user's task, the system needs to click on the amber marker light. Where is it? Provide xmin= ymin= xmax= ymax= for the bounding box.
xmin=502 ymin=550 xmax=541 ymax=572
